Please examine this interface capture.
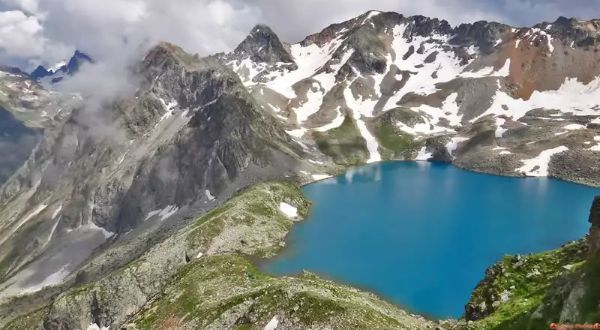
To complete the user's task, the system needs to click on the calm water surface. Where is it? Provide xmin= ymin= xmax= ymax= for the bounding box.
xmin=261 ymin=162 xmax=600 ymax=318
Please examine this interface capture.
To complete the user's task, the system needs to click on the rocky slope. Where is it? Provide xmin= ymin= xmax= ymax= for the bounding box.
xmin=0 ymin=42 xmax=325 ymax=305
xmin=0 ymin=67 xmax=78 ymax=186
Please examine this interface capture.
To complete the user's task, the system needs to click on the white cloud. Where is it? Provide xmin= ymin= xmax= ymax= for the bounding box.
xmin=1 ymin=0 xmax=41 ymax=15
xmin=0 ymin=10 xmax=44 ymax=57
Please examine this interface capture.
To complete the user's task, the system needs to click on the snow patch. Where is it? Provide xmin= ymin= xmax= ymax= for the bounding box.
xmin=145 ymin=205 xmax=178 ymax=221
xmin=312 ymin=174 xmax=331 ymax=181
xmin=445 ymin=137 xmax=469 ymax=156
xmin=87 ymin=323 xmax=110 ymax=330
xmin=472 ymin=77 xmax=600 ymax=123
xmin=315 ymin=106 xmax=345 ymax=132
xmin=344 ymin=81 xmax=381 ymax=163
xmin=84 ymin=220 xmax=114 ymax=239
xmin=563 ymin=123 xmax=585 ymax=130
xmin=355 ymin=119 xmax=381 ymax=163
xmin=286 ymin=128 xmax=307 ymax=138
xmin=279 ymin=202 xmax=298 ymax=218
xmin=517 ymin=146 xmax=568 ymax=176
xmin=264 ymin=315 xmax=279 ymax=330
xmin=416 ymin=146 xmax=432 ymax=161
xmin=52 ymin=204 xmax=63 ymax=219
xmin=293 ymin=82 xmax=325 ymax=123
xmin=495 ymin=117 xmax=508 ymax=138
xmin=205 ymin=189 xmax=215 ymax=201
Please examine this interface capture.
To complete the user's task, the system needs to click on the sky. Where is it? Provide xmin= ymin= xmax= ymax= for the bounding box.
xmin=0 ymin=0 xmax=598 ymax=71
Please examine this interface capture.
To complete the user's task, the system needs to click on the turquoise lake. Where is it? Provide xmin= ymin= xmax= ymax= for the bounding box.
xmin=261 ymin=162 xmax=600 ymax=319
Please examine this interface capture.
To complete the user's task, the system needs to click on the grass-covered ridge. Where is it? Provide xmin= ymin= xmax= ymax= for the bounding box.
xmin=132 ymin=254 xmax=432 ymax=329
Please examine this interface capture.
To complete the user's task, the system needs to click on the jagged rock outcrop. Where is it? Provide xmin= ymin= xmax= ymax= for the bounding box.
xmin=233 ymin=24 xmax=295 ymax=64
xmin=30 ymin=50 xmax=93 ymax=84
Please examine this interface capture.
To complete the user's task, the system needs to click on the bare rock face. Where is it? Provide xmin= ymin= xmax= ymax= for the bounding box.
xmin=0 ymin=42 xmax=307 ymax=301
xmin=451 ymin=21 xmax=511 ymax=53
xmin=0 ymin=107 xmax=41 ymax=185
xmin=233 ymin=24 xmax=295 ymax=64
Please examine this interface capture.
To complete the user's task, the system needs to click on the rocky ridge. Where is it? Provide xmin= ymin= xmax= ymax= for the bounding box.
xmin=30 ymin=51 xmax=94 ymax=85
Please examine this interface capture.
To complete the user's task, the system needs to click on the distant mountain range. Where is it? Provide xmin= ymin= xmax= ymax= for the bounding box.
xmin=29 ymin=50 xmax=93 ymax=84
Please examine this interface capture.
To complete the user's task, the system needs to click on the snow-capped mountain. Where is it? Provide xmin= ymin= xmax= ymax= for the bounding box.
xmin=0 ymin=10 xmax=598 ymax=329
xmin=30 ymin=50 xmax=93 ymax=85
xmin=224 ymin=11 xmax=600 ymax=183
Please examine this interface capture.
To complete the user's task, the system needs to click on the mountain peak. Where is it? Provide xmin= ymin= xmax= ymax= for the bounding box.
xmin=29 ymin=50 xmax=93 ymax=83
xmin=233 ymin=23 xmax=294 ymax=64
xmin=250 ymin=23 xmax=275 ymax=35
xmin=143 ymin=41 xmax=211 ymax=72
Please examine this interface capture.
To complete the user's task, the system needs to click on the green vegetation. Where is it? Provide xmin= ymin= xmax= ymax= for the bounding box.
xmin=186 ymin=181 xmax=310 ymax=258
xmin=373 ymin=120 xmax=421 ymax=160
xmin=129 ymin=181 xmax=432 ymax=329
xmin=578 ymin=257 xmax=600 ymax=323
xmin=3 ymin=306 xmax=49 ymax=330
xmin=468 ymin=240 xmax=589 ymax=329
xmin=313 ymin=116 xmax=369 ymax=165
xmin=132 ymin=254 xmax=429 ymax=329
xmin=371 ymin=107 xmax=423 ymax=160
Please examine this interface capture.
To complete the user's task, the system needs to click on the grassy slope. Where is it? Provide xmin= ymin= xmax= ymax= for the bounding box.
xmin=312 ymin=116 xmax=369 ymax=165
xmin=371 ymin=107 xmax=423 ymax=160
xmin=132 ymin=254 xmax=430 ymax=329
